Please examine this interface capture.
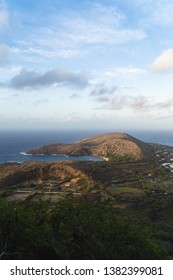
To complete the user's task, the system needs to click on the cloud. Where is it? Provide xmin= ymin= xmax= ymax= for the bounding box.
xmin=61 ymin=9 xmax=145 ymax=46
xmin=155 ymin=98 xmax=173 ymax=109
xmin=115 ymin=67 xmax=146 ymax=75
xmin=67 ymin=3 xmax=146 ymax=45
xmin=7 ymin=68 xmax=89 ymax=90
xmin=0 ymin=44 xmax=9 ymax=66
xmin=33 ymin=98 xmax=49 ymax=106
xmin=152 ymin=114 xmax=173 ymax=120
xmin=150 ymin=49 xmax=173 ymax=72
xmin=93 ymin=88 xmax=173 ymax=115
xmin=11 ymin=45 xmax=82 ymax=59
xmin=152 ymin=3 xmax=173 ymax=25
xmin=95 ymin=96 xmax=110 ymax=103
xmin=11 ymin=3 xmax=146 ymax=60
xmin=102 ymin=93 xmax=131 ymax=110
xmin=103 ymin=94 xmax=150 ymax=112
xmin=129 ymin=95 xmax=151 ymax=111
xmin=90 ymin=84 xmax=118 ymax=96
xmin=69 ymin=93 xmax=78 ymax=99
xmin=130 ymin=0 xmax=173 ymax=26
xmin=103 ymin=67 xmax=146 ymax=79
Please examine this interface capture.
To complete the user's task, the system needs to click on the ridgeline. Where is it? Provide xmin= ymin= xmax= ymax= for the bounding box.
xmin=27 ymin=132 xmax=154 ymax=161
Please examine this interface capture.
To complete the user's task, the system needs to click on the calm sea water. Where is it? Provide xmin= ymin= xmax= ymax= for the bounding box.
xmin=0 ymin=129 xmax=173 ymax=163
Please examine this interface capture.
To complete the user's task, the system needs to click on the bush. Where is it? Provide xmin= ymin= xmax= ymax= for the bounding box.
xmin=0 ymin=199 xmax=169 ymax=260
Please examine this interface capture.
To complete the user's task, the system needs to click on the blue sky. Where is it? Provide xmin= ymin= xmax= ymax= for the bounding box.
xmin=0 ymin=0 xmax=173 ymax=131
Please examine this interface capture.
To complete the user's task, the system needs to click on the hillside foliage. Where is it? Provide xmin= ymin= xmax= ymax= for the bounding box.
xmin=0 ymin=198 xmax=169 ymax=260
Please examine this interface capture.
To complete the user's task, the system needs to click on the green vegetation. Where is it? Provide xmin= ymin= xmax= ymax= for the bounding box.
xmin=109 ymin=155 xmax=136 ymax=163
xmin=0 ymin=198 xmax=169 ymax=260
xmin=1 ymin=138 xmax=173 ymax=260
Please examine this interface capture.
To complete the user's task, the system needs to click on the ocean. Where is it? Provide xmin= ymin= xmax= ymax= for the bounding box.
xmin=0 ymin=129 xmax=173 ymax=163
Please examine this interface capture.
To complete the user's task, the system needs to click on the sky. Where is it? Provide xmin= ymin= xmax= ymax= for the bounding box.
xmin=0 ymin=0 xmax=173 ymax=131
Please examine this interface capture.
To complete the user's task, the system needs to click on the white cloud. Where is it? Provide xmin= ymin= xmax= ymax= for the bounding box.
xmin=155 ymin=97 xmax=173 ymax=109
xmin=104 ymin=67 xmax=146 ymax=79
xmin=11 ymin=45 xmax=82 ymax=59
xmin=102 ymin=93 xmax=131 ymax=110
xmin=11 ymin=3 xmax=146 ymax=60
xmin=150 ymin=49 xmax=173 ymax=72
xmin=115 ymin=67 xmax=146 ymax=75
xmin=94 ymin=88 xmax=173 ymax=116
xmin=129 ymin=95 xmax=152 ymax=111
xmin=58 ymin=3 xmax=146 ymax=46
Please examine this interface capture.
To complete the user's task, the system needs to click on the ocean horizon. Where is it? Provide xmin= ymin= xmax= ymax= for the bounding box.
xmin=0 ymin=129 xmax=173 ymax=163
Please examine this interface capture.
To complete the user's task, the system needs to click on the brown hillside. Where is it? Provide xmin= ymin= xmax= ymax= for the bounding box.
xmin=27 ymin=132 xmax=154 ymax=161
xmin=0 ymin=161 xmax=88 ymax=188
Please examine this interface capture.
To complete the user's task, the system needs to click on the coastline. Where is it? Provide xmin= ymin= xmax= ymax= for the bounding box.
xmin=101 ymin=156 xmax=109 ymax=161
xmin=1 ymin=130 xmax=173 ymax=164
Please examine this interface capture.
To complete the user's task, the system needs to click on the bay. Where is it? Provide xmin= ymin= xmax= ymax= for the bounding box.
xmin=0 ymin=129 xmax=173 ymax=163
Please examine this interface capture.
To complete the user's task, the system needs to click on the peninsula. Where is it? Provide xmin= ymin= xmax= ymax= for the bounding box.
xmin=26 ymin=132 xmax=154 ymax=161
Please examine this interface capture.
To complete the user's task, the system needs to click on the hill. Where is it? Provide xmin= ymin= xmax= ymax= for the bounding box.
xmin=0 ymin=133 xmax=173 ymax=260
xmin=26 ymin=132 xmax=154 ymax=161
